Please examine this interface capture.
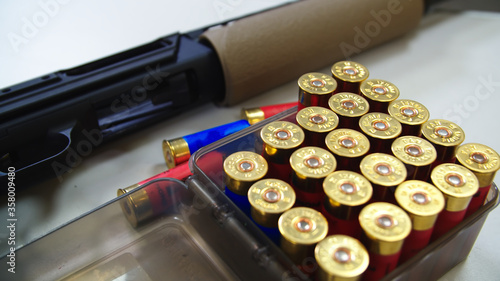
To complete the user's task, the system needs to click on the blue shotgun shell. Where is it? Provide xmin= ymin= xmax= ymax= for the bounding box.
xmin=163 ymin=119 xmax=250 ymax=168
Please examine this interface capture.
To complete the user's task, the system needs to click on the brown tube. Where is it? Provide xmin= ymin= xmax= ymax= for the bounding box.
xmin=200 ymin=0 xmax=424 ymax=105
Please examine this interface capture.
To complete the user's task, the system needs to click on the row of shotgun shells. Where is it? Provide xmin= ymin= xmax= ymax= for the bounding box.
xmin=299 ymin=61 xmax=400 ymax=114
xmin=222 ymin=61 xmax=499 ymax=281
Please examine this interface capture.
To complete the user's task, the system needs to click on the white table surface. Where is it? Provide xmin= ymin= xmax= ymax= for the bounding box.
xmin=1 ymin=1 xmax=499 ymax=280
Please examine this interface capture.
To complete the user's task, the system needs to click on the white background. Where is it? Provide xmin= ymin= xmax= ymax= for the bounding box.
xmin=1 ymin=0 xmax=500 ymax=280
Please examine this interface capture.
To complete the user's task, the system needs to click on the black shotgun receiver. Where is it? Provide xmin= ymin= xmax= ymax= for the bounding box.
xmin=0 ymin=32 xmax=224 ymax=187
